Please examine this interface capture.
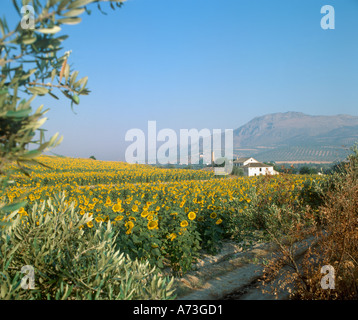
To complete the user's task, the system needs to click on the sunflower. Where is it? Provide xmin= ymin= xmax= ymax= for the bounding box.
xmin=125 ymin=221 xmax=134 ymax=234
xmin=216 ymin=218 xmax=223 ymax=225
xmin=112 ymin=203 xmax=121 ymax=212
xmin=141 ymin=210 xmax=149 ymax=218
xmin=180 ymin=220 xmax=188 ymax=228
xmin=167 ymin=233 xmax=177 ymax=241
xmin=87 ymin=221 xmax=94 ymax=228
xmin=210 ymin=212 xmax=217 ymax=219
xmin=95 ymin=216 xmax=103 ymax=223
xmin=147 ymin=220 xmax=158 ymax=230
xmin=188 ymin=211 xmax=196 ymax=220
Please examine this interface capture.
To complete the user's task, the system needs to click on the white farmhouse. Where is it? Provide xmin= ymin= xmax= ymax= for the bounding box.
xmin=233 ymin=157 xmax=278 ymax=177
xmin=233 ymin=157 xmax=258 ymax=167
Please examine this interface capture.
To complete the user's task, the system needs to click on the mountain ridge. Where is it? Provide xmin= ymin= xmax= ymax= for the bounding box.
xmin=232 ymin=112 xmax=358 ymax=162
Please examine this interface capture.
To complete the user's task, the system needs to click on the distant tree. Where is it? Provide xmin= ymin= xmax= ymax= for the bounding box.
xmin=232 ymin=166 xmax=244 ymax=176
xmin=328 ymin=161 xmax=348 ymax=175
xmin=309 ymin=167 xmax=319 ymax=174
xmin=299 ymin=166 xmax=311 ymax=175
xmin=276 ymin=164 xmax=297 ymax=174
xmin=299 ymin=166 xmax=319 ymax=175
xmin=89 ymin=155 xmax=96 ymax=160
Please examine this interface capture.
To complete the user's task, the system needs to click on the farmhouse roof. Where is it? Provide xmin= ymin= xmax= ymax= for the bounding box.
xmin=233 ymin=157 xmax=252 ymax=163
xmin=242 ymin=162 xmax=273 ymax=168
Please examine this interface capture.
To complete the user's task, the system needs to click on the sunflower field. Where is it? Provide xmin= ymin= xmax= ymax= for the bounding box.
xmin=2 ymin=156 xmax=327 ymax=275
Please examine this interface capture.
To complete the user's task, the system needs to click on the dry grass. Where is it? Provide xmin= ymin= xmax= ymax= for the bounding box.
xmin=261 ymin=148 xmax=358 ymax=299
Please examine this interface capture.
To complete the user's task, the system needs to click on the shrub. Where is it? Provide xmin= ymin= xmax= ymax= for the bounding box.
xmin=0 ymin=193 xmax=176 ymax=300
xmin=231 ymin=166 xmax=244 ymax=176
xmin=228 ymin=174 xmax=306 ymax=243
xmin=262 ymin=145 xmax=358 ymax=299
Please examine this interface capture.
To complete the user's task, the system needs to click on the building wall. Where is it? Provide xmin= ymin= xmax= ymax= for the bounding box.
xmin=246 ymin=166 xmax=276 ymax=176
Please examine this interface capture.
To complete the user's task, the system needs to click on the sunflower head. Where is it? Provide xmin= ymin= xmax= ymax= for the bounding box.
xmin=147 ymin=220 xmax=158 ymax=230
xmin=112 ymin=203 xmax=121 ymax=212
xmin=188 ymin=211 xmax=196 ymax=220
xmin=180 ymin=220 xmax=189 ymax=227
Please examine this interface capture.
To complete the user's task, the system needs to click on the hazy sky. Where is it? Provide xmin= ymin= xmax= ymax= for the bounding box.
xmin=2 ymin=0 xmax=358 ymax=160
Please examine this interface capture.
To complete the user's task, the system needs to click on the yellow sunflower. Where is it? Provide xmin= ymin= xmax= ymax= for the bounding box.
xmin=210 ymin=212 xmax=217 ymax=219
xmin=188 ymin=211 xmax=196 ymax=220
xmin=141 ymin=210 xmax=149 ymax=218
xmin=112 ymin=203 xmax=121 ymax=212
xmin=125 ymin=221 xmax=134 ymax=234
xmin=147 ymin=220 xmax=158 ymax=230
xmin=95 ymin=216 xmax=103 ymax=223
xmin=180 ymin=220 xmax=188 ymax=228
xmin=167 ymin=233 xmax=177 ymax=241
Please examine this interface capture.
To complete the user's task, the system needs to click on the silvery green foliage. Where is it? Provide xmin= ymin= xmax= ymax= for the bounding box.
xmin=0 ymin=193 xmax=176 ymax=300
xmin=0 ymin=0 xmax=125 ymax=226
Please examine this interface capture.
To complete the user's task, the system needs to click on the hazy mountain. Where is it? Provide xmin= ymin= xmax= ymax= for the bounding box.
xmin=232 ymin=112 xmax=358 ymax=162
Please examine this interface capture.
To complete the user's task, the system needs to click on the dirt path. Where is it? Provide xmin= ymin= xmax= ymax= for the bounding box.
xmin=175 ymin=241 xmax=279 ymax=300
xmin=175 ymin=238 xmax=312 ymax=300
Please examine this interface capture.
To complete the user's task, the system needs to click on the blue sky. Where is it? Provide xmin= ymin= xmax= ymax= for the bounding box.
xmin=2 ymin=0 xmax=358 ymax=160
